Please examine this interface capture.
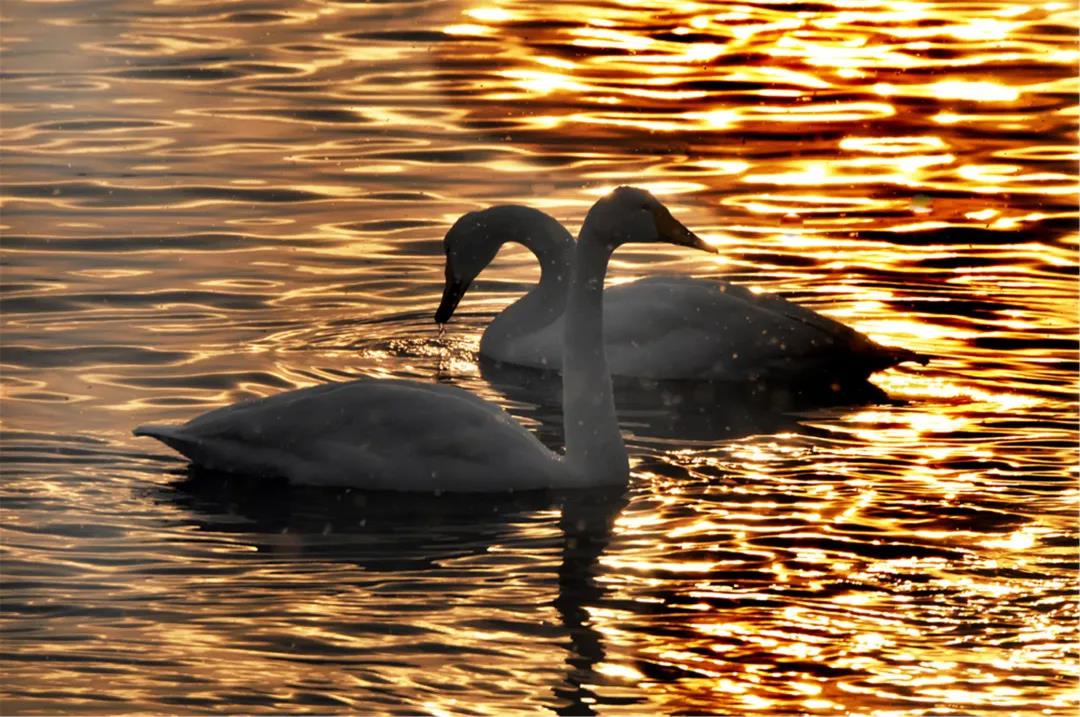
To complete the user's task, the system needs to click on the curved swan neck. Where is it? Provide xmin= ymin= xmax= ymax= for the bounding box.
xmin=482 ymin=210 xmax=573 ymax=347
xmin=562 ymin=224 xmax=628 ymax=485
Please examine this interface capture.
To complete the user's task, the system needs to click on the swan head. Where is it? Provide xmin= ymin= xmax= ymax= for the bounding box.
xmin=435 ymin=205 xmax=568 ymax=324
xmin=584 ymin=186 xmax=713 ymax=253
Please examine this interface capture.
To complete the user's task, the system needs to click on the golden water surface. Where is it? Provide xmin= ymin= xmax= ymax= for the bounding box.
xmin=1 ymin=0 xmax=1077 ymax=714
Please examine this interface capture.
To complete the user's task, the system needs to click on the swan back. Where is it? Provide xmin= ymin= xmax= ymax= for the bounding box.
xmin=136 ymin=379 xmax=566 ymax=490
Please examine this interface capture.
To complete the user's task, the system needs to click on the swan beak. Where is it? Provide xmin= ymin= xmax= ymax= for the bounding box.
xmin=653 ymin=206 xmax=715 ymax=254
xmin=435 ymin=275 xmax=471 ymax=324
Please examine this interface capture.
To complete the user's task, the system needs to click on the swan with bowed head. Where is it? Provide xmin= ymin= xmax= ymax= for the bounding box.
xmin=134 ymin=187 xmax=714 ymax=491
xmin=436 ymin=203 xmax=925 ymax=383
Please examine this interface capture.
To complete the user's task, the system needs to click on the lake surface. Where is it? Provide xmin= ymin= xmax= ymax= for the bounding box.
xmin=1 ymin=0 xmax=1077 ymax=714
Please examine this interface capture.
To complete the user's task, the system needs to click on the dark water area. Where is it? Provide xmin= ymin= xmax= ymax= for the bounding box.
xmin=1 ymin=0 xmax=1077 ymax=714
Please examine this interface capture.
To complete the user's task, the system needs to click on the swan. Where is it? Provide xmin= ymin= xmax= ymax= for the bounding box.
xmin=436 ymin=205 xmax=926 ymax=382
xmin=134 ymin=186 xmax=714 ymax=491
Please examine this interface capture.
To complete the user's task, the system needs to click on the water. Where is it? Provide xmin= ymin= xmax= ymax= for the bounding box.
xmin=2 ymin=0 xmax=1077 ymax=713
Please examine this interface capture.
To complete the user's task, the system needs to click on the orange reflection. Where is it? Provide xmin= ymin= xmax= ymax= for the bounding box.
xmin=1 ymin=1 xmax=1075 ymax=715
xmin=443 ymin=0 xmax=1076 ymax=215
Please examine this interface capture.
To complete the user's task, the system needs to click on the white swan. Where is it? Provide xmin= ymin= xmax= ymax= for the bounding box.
xmin=134 ymin=187 xmax=713 ymax=491
xmin=436 ymin=206 xmax=926 ymax=382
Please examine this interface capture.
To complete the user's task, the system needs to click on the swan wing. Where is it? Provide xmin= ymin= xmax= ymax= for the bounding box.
xmin=135 ymin=379 xmax=562 ymax=490
xmin=600 ymin=276 xmax=923 ymax=381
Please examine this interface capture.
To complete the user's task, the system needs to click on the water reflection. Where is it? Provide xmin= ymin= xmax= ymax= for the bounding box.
xmin=1 ymin=0 xmax=1076 ymax=713
xmin=163 ymin=471 xmax=630 ymax=715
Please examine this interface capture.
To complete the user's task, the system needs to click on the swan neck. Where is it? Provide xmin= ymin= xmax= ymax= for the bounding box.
xmin=562 ymin=227 xmax=628 ymax=485
xmin=482 ymin=217 xmax=571 ymax=348
xmin=520 ymin=220 xmax=571 ymax=303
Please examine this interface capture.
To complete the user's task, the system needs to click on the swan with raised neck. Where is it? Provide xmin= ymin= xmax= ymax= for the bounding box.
xmin=134 ymin=186 xmax=712 ymax=490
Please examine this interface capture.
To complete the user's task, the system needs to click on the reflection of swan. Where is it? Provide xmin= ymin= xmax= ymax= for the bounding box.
xmin=436 ymin=206 xmax=926 ymax=383
xmin=552 ymin=488 xmax=629 ymax=715
xmin=162 ymin=467 xmax=618 ymax=571
xmin=160 ymin=468 xmax=628 ymax=713
xmin=135 ymin=187 xmax=713 ymax=490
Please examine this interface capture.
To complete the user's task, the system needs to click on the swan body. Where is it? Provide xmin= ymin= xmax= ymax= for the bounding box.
xmin=437 ymin=206 xmax=925 ymax=382
xmin=135 ymin=187 xmax=712 ymax=491
xmin=136 ymin=379 xmax=564 ymax=491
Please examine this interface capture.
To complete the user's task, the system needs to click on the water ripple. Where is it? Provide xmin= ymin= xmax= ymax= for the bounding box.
xmin=1 ymin=0 xmax=1075 ymax=714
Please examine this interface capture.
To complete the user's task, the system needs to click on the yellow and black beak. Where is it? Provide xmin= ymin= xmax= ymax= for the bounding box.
xmin=651 ymin=204 xmax=715 ymax=253
xmin=435 ymin=271 xmax=471 ymax=324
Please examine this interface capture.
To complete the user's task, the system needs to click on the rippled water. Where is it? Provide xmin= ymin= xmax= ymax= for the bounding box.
xmin=2 ymin=0 xmax=1077 ymax=714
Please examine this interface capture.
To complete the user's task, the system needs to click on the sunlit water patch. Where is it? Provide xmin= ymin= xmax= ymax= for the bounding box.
xmin=1 ymin=0 xmax=1076 ymax=714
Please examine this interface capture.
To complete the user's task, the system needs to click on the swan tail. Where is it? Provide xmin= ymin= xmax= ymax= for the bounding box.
xmin=133 ymin=424 xmax=202 ymax=460
xmin=875 ymin=344 xmax=931 ymax=369
xmin=134 ymin=423 xmax=309 ymax=482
